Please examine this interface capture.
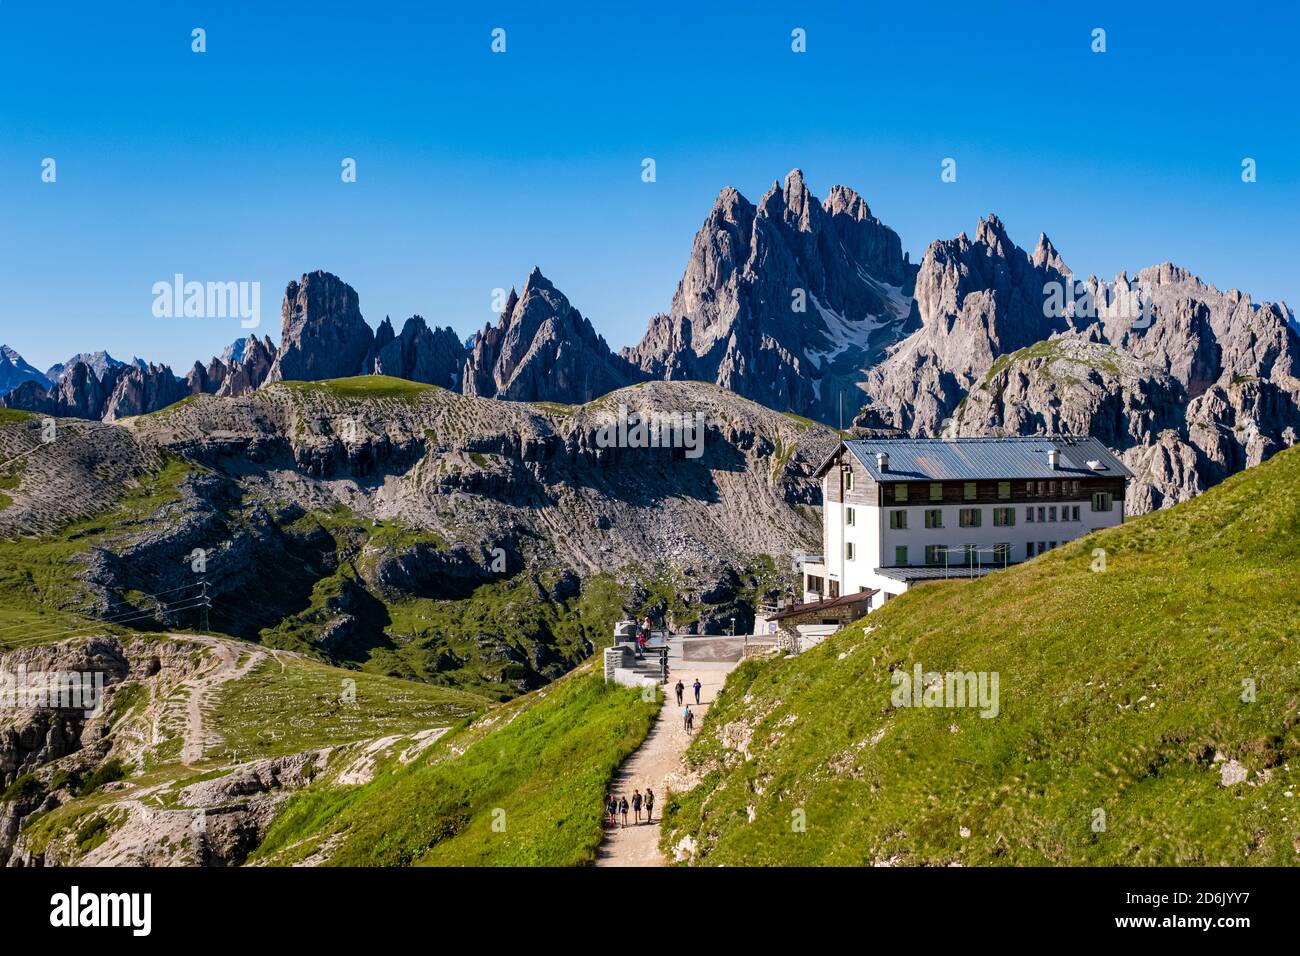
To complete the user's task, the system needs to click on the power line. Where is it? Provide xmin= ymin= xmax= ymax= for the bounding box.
xmin=0 ymin=580 xmax=206 ymax=638
xmin=0 ymin=597 xmax=210 ymax=649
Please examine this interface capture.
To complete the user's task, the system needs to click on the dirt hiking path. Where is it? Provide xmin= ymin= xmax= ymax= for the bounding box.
xmin=595 ymin=640 xmax=740 ymax=867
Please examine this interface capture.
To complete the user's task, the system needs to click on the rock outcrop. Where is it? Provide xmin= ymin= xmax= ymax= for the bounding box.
xmin=185 ymin=336 xmax=278 ymax=399
xmin=858 ymin=217 xmax=1072 ymax=436
xmin=625 ymin=169 xmax=918 ymax=424
xmin=2 ymin=359 xmax=188 ymax=421
xmin=463 ymin=267 xmax=639 ymax=403
xmin=369 ymin=315 xmax=466 ymax=389
xmin=265 ymin=271 xmax=374 ymax=384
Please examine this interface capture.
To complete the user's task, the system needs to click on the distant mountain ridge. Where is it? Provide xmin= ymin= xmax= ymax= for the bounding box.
xmin=5 ymin=168 xmax=1296 ymax=513
xmin=0 ymin=346 xmax=51 ymax=395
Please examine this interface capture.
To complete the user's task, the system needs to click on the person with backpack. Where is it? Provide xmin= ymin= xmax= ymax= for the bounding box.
xmin=645 ymin=788 xmax=655 ymax=823
xmin=606 ymin=792 xmax=617 ymax=825
xmin=632 ymin=789 xmax=643 ymax=823
xmin=619 ymin=794 xmax=629 ymax=827
xmin=686 ymin=708 xmax=695 ymax=732
xmin=693 ymin=677 xmax=702 ymax=704
xmin=683 ymin=704 xmax=692 ymax=732
xmin=675 ymin=679 xmax=685 ymax=706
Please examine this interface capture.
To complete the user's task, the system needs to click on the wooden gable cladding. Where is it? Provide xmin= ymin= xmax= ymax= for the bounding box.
xmin=825 ymin=446 xmax=880 ymax=507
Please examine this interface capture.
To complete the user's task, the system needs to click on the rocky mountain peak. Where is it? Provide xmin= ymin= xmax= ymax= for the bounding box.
xmin=1031 ymin=232 xmax=1069 ymax=274
xmin=823 ymin=184 xmax=872 ymax=222
xmin=975 ymin=213 xmax=1013 ymax=255
xmin=266 ymin=271 xmax=373 ymax=384
xmin=463 ymin=268 xmax=638 ymax=404
xmin=626 ymin=171 xmax=918 ymax=424
xmin=370 ymin=315 xmax=466 ymax=389
xmin=0 ymin=345 xmax=51 ymax=397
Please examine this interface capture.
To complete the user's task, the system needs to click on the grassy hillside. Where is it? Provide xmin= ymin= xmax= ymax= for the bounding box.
xmin=7 ymin=639 xmax=492 ymax=863
xmin=664 ymin=445 xmax=1300 ymax=866
xmin=252 ymin=666 xmax=657 ymax=866
xmin=0 ymin=455 xmax=197 ymax=641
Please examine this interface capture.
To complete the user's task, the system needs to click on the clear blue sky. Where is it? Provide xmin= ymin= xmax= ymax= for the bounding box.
xmin=1 ymin=0 xmax=1296 ymax=372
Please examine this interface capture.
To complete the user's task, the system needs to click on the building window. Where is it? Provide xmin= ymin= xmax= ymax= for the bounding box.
xmin=829 ymin=579 xmax=840 ymax=598
xmin=1028 ymin=481 xmax=1038 ymax=496
xmin=998 ymin=481 xmax=1011 ymax=500
xmin=964 ymin=482 xmax=977 ymax=501
xmin=1026 ymin=507 xmax=1035 ymax=523
xmin=1049 ymin=541 xmax=1057 ymax=550
xmin=1039 ymin=541 xmax=1047 ymax=553
xmin=845 ymin=542 xmax=856 ymax=561
xmin=925 ymin=544 xmax=947 ymax=565
xmin=963 ymin=544 xmax=978 ymax=566
xmin=894 ymin=483 xmax=909 ymax=503
xmin=842 ymin=469 xmax=854 ymax=493
xmin=1049 ymin=480 xmax=1059 ymax=495
xmin=925 ymin=509 xmax=943 ymax=529
xmin=894 ymin=546 xmax=908 ymax=566
xmin=1048 ymin=506 xmax=1057 ymax=522
xmin=1027 ymin=542 xmax=1036 ymax=558
xmin=1092 ymin=492 xmax=1113 ymax=512
xmin=889 ymin=510 xmax=907 ymax=530
xmin=959 ymin=507 xmax=982 ymax=528
xmin=805 ymin=574 xmax=824 ymax=595
xmin=1037 ymin=506 xmax=1046 ymax=522
xmin=929 ymin=482 xmax=943 ymax=501
xmin=993 ymin=506 xmax=1015 ymax=527
xmin=845 ymin=506 xmax=856 ymax=526
xmin=1071 ymin=505 xmax=1080 ymax=521
xmin=994 ymin=543 xmax=1010 ymax=563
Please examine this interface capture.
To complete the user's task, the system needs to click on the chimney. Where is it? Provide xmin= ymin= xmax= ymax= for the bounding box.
xmin=1047 ymin=448 xmax=1060 ymax=470
xmin=877 ymin=452 xmax=889 ymax=472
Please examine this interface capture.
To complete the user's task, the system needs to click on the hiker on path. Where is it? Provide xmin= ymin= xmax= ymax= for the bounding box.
xmin=645 ymin=788 xmax=655 ymax=823
xmin=675 ymin=679 xmax=685 ymax=706
xmin=619 ymin=795 xmax=629 ymax=827
xmin=632 ymin=789 xmax=643 ymax=823
xmin=683 ymin=704 xmax=692 ymax=732
xmin=693 ymin=678 xmax=702 ymax=704
xmin=687 ymin=708 xmax=695 ymax=732
xmin=606 ymin=793 xmax=618 ymax=825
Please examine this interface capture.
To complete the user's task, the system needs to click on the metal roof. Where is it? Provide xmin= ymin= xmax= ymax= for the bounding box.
xmin=766 ymin=589 xmax=877 ymax=621
xmin=828 ymin=436 xmax=1132 ymax=482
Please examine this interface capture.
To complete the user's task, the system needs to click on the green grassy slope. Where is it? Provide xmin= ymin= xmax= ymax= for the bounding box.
xmin=9 ymin=643 xmax=492 ymax=861
xmin=253 ymin=666 xmax=658 ymax=866
xmin=664 ymin=445 xmax=1300 ymax=866
xmin=206 ymin=654 xmax=487 ymax=762
xmin=0 ymin=455 xmax=197 ymax=641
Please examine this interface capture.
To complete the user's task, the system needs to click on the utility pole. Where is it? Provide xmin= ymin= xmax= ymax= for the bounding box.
xmin=200 ymin=577 xmax=210 ymax=634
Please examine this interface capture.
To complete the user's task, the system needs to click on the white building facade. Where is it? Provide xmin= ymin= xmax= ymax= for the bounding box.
xmin=801 ymin=437 xmax=1132 ymax=607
